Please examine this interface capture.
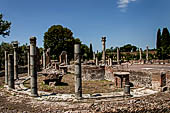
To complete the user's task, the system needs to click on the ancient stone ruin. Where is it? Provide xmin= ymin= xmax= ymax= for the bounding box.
xmin=1 ymin=36 xmax=170 ymax=112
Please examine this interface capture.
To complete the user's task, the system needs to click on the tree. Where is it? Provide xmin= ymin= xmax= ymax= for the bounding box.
xmin=156 ymin=28 xmax=170 ymax=59
xmin=81 ymin=44 xmax=90 ymax=61
xmin=44 ymin=25 xmax=78 ymax=61
xmin=89 ymin=43 xmax=93 ymax=59
xmin=0 ymin=13 xmax=11 ymax=37
xmin=0 ymin=42 xmax=13 ymax=69
xmin=156 ymin=28 xmax=161 ymax=49
xmin=161 ymin=28 xmax=170 ymax=49
xmin=120 ymin=44 xmax=137 ymax=52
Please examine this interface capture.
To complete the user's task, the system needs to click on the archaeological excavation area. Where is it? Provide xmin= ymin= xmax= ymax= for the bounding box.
xmin=0 ymin=36 xmax=170 ymax=113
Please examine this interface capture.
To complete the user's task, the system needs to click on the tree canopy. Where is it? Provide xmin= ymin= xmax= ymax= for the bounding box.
xmin=0 ymin=13 xmax=11 ymax=37
xmin=120 ymin=44 xmax=137 ymax=52
xmin=44 ymin=25 xmax=84 ymax=61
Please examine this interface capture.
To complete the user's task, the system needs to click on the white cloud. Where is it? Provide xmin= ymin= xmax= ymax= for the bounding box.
xmin=117 ymin=0 xmax=137 ymax=12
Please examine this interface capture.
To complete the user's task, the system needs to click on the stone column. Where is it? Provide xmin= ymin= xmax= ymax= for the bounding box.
xmin=101 ymin=37 xmax=106 ymax=65
xmin=5 ymin=51 xmax=8 ymax=85
xmin=124 ymin=85 xmax=130 ymax=96
xmin=8 ymin=54 xmax=14 ymax=89
xmin=109 ymin=58 xmax=112 ymax=66
xmin=66 ymin=54 xmax=68 ymax=65
xmin=43 ymin=49 xmax=46 ymax=69
xmin=117 ymin=48 xmax=120 ymax=65
xmin=139 ymin=48 xmax=142 ymax=60
xmin=96 ymin=57 xmax=99 ymax=65
xmin=124 ymin=74 xmax=130 ymax=96
xmin=146 ymin=46 xmax=149 ymax=61
xmin=74 ymin=44 xmax=82 ymax=99
xmin=13 ymin=42 xmax=18 ymax=80
xmin=93 ymin=52 xmax=96 ymax=60
xmin=27 ymin=46 xmax=30 ymax=76
xmin=30 ymin=37 xmax=38 ymax=97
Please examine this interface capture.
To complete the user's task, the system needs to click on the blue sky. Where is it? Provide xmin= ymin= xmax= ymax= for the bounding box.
xmin=0 ymin=0 xmax=170 ymax=52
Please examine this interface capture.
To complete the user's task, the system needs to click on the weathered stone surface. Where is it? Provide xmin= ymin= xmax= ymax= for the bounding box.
xmin=74 ymin=44 xmax=82 ymax=98
xmin=30 ymin=37 xmax=38 ymax=97
xmin=101 ymin=37 xmax=106 ymax=65
xmin=8 ymin=54 xmax=14 ymax=89
xmin=42 ymin=73 xmax=63 ymax=85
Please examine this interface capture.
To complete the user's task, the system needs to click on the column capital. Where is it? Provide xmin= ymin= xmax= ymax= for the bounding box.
xmin=101 ymin=36 xmax=106 ymax=43
xmin=30 ymin=37 xmax=36 ymax=44
xmin=12 ymin=41 xmax=18 ymax=49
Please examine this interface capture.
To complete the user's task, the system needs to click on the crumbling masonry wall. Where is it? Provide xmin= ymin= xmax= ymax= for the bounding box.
xmin=67 ymin=65 xmax=105 ymax=80
xmin=68 ymin=65 xmax=170 ymax=90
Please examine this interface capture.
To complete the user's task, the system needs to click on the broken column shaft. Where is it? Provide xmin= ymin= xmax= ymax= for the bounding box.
xmin=8 ymin=54 xmax=14 ymax=89
xmin=96 ymin=57 xmax=99 ymax=65
xmin=30 ymin=37 xmax=38 ymax=97
xmin=139 ymin=48 xmax=142 ymax=60
xmin=74 ymin=44 xmax=82 ymax=99
xmin=146 ymin=46 xmax=149 ymax=61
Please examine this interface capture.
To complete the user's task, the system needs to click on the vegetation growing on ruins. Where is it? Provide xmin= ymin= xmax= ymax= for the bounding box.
xmin=0 ymin=13 xmax=11 ymax=38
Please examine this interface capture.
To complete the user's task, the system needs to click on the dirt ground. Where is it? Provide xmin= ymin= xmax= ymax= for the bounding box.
xmin=24 ymin=74 xmax=118 ymax=94
xmin=0 ymin=72 xmax=170 ymax=113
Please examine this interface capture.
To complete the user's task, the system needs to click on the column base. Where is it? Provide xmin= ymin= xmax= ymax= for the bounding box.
xmin=30 ymin=93 xmax=38 ymax=97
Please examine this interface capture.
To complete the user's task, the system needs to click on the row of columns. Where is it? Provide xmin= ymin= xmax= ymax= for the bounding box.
xmin=101 ymin=36 xmax=149 ymax=65
xmin=5 ymin=37 xmax=38 ymax=97
xmin=4 ymin=38 xmax=82 ymax=98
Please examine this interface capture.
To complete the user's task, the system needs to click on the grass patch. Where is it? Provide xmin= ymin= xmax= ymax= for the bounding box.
xmin=24 ymin=74 xmax=123 ymax=94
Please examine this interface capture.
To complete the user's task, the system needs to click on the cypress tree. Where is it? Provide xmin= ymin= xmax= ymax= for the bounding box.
xmin=162 ymin=28 xmax=170 ymax=49
xmin=156 ymin=28 xmax=161 ymax=49
xmin=89 ymin=43 xmax=93 ymax=59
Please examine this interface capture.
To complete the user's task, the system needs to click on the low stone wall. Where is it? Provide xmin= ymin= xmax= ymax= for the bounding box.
xmin=82 ymin=65 xmax=105 ymax=80
xmin=67 ymin=65 xmax=105 ymax=80
xmin=129 ymin=70 xmax=152 ymax=88
xmin=68 ymin=64 xmax=170 ymax=90
xmin=105 ymin=66 xmax=152 ymax=88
